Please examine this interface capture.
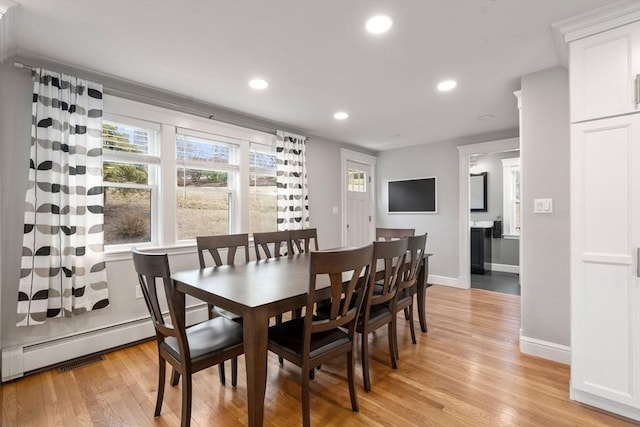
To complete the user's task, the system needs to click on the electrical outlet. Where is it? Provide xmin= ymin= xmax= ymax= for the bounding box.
xmin=135 ymin=285 xmax=144 ymax=299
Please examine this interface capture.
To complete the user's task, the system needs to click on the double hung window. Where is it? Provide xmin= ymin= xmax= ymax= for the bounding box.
xmin=102 ymin=118 xmax=159 ymax=246
xmin=101 ymin=96 xmax=279 ymax=251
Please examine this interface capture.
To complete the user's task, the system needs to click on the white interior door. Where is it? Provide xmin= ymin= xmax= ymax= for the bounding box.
xmin=346 ymin=161 xmax=371 ymax=247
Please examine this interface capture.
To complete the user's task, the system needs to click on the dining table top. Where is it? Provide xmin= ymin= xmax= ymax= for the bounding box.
xmin=171 ymin=252 xmax=327 ymax=309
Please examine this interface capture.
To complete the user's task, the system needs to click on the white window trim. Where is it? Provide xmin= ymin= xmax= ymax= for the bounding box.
xmin=502 ymin=157 xmax=521 ymax=238
xmin=103 ymin=95 xmax=277 ymax=253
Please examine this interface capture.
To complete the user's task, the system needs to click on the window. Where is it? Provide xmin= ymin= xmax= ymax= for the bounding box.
xmin=249 ymin=142 xmax=277 ymax=234
xmin=102 ymin=119 xmax=159 ymax=246
xmin=176 ymin=131 xmax=239 ymax=240
xmin=502 ymin=157 xmax=520 ymax=237
xmin=102 ymin=95 xmax=280 ymax=251
xmin=348 ymin=168 xmax=366 ymax=192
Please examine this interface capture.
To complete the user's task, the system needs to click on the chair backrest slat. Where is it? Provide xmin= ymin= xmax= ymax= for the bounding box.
xmin=306 ymin=245 xmax=373 ymax=335
xmin=376 ymin=227 xmax=415 ymax=241
xmin=196 ymin=234 xmax=250 ymax=268
xmin=365 ymin=238 xmax=408 ymax=313
xmin=132 ymin=250 xmax=188 ymax=358
xmin=399 ymin=233 xmax=428 ymax=291
xmin=289 ymin=228 xmax=319 ymax=254
xmin=253 ymin=231 xmax=292 ymax=260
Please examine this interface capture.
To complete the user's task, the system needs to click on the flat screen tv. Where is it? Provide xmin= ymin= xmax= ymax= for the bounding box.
xmin=388 ymin=177 xmax=437 ymax=213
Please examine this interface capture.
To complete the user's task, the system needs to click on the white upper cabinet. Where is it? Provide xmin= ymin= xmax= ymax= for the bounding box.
xmin=570 ymin=21 xmax=640 ymax=123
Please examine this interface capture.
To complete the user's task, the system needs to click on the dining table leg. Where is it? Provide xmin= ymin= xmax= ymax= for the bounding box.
xmin=243 ymin=307 xmax=270 ymax=427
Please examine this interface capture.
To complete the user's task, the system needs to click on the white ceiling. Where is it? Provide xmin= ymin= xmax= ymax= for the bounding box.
xmin=11 ymin=0 xmax=614 ymax=151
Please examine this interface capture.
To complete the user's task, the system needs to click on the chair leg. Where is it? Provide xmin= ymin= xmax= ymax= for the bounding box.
xmin=155 ymin=356 xmax=166 ymax=416
xmin=231 ymin=357 xmax=238 ymax=387
xmin=347 ymin=350 xmax=359 ymax=412
xmin=361 ymin=331 xmax=371 ymax=392
xmin=301 ymin=365 xmax=311 ymax=427
xmin=388 ymin=321 xmax=398 ymax=369
xmin=408 ymin=304 xmax=417 ymax=345
xmin=404 ymin=306 xmax=410 ymax=320
xmin=208 ymin=303 xmax=215 ymax=320
xmin=309 ymin=368 xmax=315 ymax=380
xmin=170 ymin=367 xmax=180 ymax=386
xmin=393 ymin=313 xmax=400 ymax=360
xmin=181 ymin=374 xmax=192 ymax=427
xmin=218 ymin=362 xmax=226 ymax=385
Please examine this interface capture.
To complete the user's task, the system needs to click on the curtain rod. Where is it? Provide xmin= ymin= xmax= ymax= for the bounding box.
xmin=12 ymin=61 xmax=289 ymax=137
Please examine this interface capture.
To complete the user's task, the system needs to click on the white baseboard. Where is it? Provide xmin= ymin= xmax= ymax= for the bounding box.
xmin=489 ymin=263 xmax=520 ymax=274
xmin=429 ymin=274 xmax=465 ymax=288
xmin=1 ymin=304 xmax=208 ymax=382
xmin=571 ymin=387 xmax=640 ymax=422
xmin=519 ymin=331 xmax=570 ymax=364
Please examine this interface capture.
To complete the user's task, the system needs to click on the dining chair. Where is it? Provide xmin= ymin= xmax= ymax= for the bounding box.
xmin=132 ymin=249 xmax=244 ymax=427
xmin=357 ymin=238 xmax=408 ymax=392
xmin=376 ymin=227 xmax=415 ymax=241
xmin=253 ymin=230 xmax=292 ymax=260
xmin=391 ymin=233 xmax=427 ymax=359
xmin=196 ymin=233 xmax=249 ymax=384
xmin=267 ymin=244 xmax=373 ymax=427
xmin=289 ymin=228 xmax=319 ymax=254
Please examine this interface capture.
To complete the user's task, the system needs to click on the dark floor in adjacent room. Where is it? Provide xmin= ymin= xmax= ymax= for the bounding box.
xmin=471 ymin=271 xmax=521 ymax=296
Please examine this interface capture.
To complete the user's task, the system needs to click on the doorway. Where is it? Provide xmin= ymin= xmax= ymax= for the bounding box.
xmin=340 ymin=149 xmax=376 ymax=247
xmin=457 ymin=138 xmax=520 ymax=289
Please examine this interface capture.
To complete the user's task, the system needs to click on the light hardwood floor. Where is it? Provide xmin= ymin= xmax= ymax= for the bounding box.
xmin=1 ymin=285 xmax=636 ymax=426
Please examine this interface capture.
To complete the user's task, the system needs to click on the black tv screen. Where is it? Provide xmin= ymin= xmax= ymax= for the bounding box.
xmin=388 ymin=177 xmax=437 ymax=213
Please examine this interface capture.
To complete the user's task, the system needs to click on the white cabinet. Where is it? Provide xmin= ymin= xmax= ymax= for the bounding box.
xmin=570 ymin=21 xmax=640 ymax=122
xmin=570 ymin=115 xmax=640 ymax=417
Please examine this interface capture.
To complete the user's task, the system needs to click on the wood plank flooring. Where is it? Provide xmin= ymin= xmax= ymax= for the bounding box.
xmin=1 ymin=285 xmax=637 ymax=426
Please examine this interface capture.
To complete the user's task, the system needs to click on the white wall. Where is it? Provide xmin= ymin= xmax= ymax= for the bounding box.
xmin=0 ymin=60 xmax=372 ymax=374
xmin=520 ymin=66 xmax=571 ymax=351
xmin=376 ymin=130 xmax=518 ymax=284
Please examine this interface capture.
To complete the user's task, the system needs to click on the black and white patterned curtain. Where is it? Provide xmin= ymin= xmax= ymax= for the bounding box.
xmin=18 ymin=68 xmax=109 ymax=327
xmin=276 ymin=131 xmax=309 ymax=231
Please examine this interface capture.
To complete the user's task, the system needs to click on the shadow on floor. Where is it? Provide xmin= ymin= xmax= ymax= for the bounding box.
xmin=471 ymin=271 xmax=520 ymax=296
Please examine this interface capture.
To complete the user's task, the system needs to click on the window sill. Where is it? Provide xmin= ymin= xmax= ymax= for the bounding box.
xmin=105 ymin=242 xmax=197 ymax=262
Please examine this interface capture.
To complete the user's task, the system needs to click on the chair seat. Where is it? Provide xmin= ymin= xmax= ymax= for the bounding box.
xmin=163 ymin=317 xmax=243 ymax=361
xmin=269 ymin=316 xmax=351 ymax=359
xmin=357 ymin=304 xmax=392 ymax=328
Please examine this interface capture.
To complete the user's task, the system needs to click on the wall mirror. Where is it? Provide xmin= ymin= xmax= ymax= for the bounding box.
xmin=470 ymin=172 xmax=487 ymax=212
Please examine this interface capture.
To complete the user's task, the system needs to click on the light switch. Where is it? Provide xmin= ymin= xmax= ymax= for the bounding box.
xmin=534 ymin=198 xmax=553 ymax=213
xmin=332 ymin=206 xmax=339 ymax=214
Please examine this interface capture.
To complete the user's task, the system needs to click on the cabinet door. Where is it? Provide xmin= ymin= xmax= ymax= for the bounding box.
xmin=570 ymin=21 xmax=640 ymax=123
xmin=571 ymin=115 xmax=640 ymax=409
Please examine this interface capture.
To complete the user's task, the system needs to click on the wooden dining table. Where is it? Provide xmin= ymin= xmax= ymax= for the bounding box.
xmin=171 ymin=250 xmax=432 ymax=427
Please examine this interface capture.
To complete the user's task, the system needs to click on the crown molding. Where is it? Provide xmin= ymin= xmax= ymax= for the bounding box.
xmin=0 ymin=0 xmax=17 ymax=62
xmin=551 ymin=1 xmax=640 ymax=67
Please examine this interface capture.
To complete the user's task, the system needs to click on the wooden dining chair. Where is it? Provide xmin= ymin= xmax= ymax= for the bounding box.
xmin=131 ymin=249 xmax=244 ymax=427
xmin=196 ymin=233 xmax=249 ymax=384
xmin=391 ymin=233 xmax=427 ymax=359
xmin=253 ymin=230 xmax=292 ymax=260
xmin=357 ymin=238 xmax=408 ymax=392
xmin=376 ymin=227 xmax=415 ymax=241
xmin=267 ymin=244 xmax=373 ymax=427
xmin=289 ymin=228 xmax=319 ymax=254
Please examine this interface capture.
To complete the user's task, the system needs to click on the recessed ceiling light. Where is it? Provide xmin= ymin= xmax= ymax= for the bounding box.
xmin=334 ymin=112 xmax=349 ymax=120
xmin=249 ymin=79 xmax=269 ymax=90
xmin=437 ymin=80 xmax=457 ymax=92
xmin=366 ymin=15 xmax=393 ymax=34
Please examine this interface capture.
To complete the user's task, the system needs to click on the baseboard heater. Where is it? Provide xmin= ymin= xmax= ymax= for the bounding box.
xmin=1 ymin=304 xmax=208 ymax=382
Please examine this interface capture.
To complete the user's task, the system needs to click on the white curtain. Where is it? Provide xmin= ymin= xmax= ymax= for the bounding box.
xmin=18 ymin=68 xmax=109 ymax=326
xmin=276 ymin=131 xmax=309 ymax=231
